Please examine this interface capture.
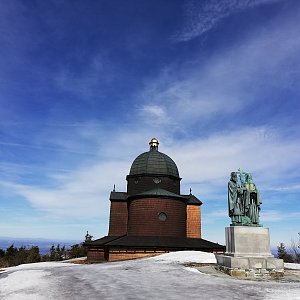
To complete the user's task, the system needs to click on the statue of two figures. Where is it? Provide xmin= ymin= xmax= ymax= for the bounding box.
xmin=228 ymin=169 xmax=262 ymax=226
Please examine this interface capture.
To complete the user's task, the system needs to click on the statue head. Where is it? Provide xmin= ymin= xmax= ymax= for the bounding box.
xmin=245 ymin=173 xmax=253 ymax=183
xmin=230 ymin=172 xmax=237 ymax=182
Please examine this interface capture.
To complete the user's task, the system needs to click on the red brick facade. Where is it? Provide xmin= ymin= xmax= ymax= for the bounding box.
xmin=108 ymin=198 xmax=202 ymax=238
xmin=87 ymin=248 xmax=169 ymax=262
xmin=108 ymin=202 xmax=128 ymax=236
xmin=186 ymin=205 xmax=201 ymax=238
xmin=87 ymin=248 xmax=106 ymax=263
xmin=127 ymin=198 xmax=186 ymax=237
xmin=109 ymin=249 xmax=167 ymax=261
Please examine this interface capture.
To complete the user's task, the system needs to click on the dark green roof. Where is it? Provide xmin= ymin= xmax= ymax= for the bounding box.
xmin=85 ymin=235 xmax=225 ymax=252
xmin=138 ymin=188 xmax=181 ymax=197
xmin=128 ymin=188 xmax=186 ymax=202
xmin=109 ymin=191 xmax=128 ymax=202
xmin=129 ymin=149 xmax=179 ymax=177
xmin=182 ymin=194 xmax=203 ymax=206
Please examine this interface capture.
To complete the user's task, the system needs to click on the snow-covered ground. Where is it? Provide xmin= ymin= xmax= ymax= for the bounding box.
xmin=1 ymin=251 xmax=300 ymax=300
xmin=284 ymin=262 xmax=300 ymax=270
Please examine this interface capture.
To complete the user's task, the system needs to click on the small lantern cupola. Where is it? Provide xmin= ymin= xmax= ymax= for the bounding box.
xmin=149 ymin=138 xmax=159 ymax=151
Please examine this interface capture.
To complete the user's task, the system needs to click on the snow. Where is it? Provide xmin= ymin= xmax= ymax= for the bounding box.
xmin=148 ymin=250 xmax=217 ymax=264
xmin=3 ymin=261 xmax=76 ymax=271
xmin=62 ymin=256 xmax=87 ymax=263
xmin=1 ymin=251 xmax=300 ymax=300
xmin=285 ymin=263 xmax=300 ymax=270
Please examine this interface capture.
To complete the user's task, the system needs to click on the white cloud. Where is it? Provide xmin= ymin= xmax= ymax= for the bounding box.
xmin=261 ymin=210 xmax=283 ymax=222
xmin=261 ymin=210 xmax=300 ymax=222
xmin=0 ymin=160 xmax=128 ymax=219
xmin=176 ymin=0 xmax=282 ymax=42
xmin=139 ymin=105 xmax=167 ymax=120
xmin=137 ymin=31 xmax=300 ymax=129
xmin=1 ymin=122 xmax=299 ymax=220
xmin=150 ymin=125 xmax=300 ymax=209
xmin=54 ymin=53 xmax=116 ymax=101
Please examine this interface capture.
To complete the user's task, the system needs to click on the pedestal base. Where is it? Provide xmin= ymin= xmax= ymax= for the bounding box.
xmin=216 ymin=226 xmax=284 ymax=278
xmin=216 ymin=255 xmax=284 ymax=278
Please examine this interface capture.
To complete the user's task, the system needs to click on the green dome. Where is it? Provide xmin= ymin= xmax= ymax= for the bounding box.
xmin=129 ymin=139 xmax=179 ymax=177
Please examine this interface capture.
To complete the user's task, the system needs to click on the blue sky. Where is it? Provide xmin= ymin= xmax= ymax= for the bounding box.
xmin=0 ymin=0 xmax=299 ymax=247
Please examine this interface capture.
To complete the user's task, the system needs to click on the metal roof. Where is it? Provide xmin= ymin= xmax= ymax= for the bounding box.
xmin=86 ymin=235 xmax=225 ymax=252
xmin=109 ymin=191 xmax=128 ymax=201
xmin=128 ymin=188 xmax=187 ymax=202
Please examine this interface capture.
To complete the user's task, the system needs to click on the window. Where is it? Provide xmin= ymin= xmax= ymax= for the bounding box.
xmin=158 ymin=212 xmax=167 ymax=221
xmin=153 ymin=177 xmax=161 ymax=184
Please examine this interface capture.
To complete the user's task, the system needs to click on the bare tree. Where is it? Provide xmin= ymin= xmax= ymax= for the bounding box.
xmin=290 ymin=232 xmax=300 ymax=263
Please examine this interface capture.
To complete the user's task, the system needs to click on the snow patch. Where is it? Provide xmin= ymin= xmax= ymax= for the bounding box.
xmin=285 ymin=262 xmax=300 ymax=270
xmin=1 ymin=251 xmax=300 ymax=299
xmin=148 ymin=250 xmax=217 ymax=264
xmin=3 ymin=261 xmax=76 ymax=271
xmin=0 ymin=269 xmax=51 ymax=299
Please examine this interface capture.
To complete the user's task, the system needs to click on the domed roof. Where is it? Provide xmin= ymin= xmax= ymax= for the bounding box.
xmin=129 ymin=138 xmax=179 ymax=178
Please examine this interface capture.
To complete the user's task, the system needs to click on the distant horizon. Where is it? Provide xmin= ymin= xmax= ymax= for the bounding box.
xmin=0 ymin=236 xmax=83 ymax=255
xmin=0 ymin=236 xmax=81 ymax=242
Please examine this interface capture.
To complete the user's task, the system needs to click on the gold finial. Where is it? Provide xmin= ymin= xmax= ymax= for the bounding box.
xmin=149 ymin=138 xmax=159 ymax=151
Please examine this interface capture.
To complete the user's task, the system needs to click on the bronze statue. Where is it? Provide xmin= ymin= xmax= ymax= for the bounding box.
xmin=228 ymin=172 xmax=243 ymax=224
xmin=228 ymin=169 xmax=262 ymax=226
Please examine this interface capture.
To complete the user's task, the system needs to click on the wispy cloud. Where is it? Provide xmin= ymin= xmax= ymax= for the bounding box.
xmin=139 ymin=105 xmax=168 ymax=120
xmin=0 ymin=160 xmax=128 ymax=218
xmin=169 ymin=126 xmax=300 ymax=185
xmin=203 ymin=209 xmax=299 ymax=224
xmin=261 ymin=210 xmax=300 ymax=222
xmin=1 ymin=121 xmax=298 ymax=220
xmin=176 ymin=0 xmax=282 ymax=41
xmin=138 ymin=12 xmax=300 ymax=130
xmin=261 ymin=210 xmax=283 ymax=222
xmin=54 ymin=53 xmax=114 ymax=101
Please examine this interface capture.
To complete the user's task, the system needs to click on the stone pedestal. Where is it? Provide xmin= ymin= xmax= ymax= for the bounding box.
xmin=216 ymin=226 xmax=284 ymax=278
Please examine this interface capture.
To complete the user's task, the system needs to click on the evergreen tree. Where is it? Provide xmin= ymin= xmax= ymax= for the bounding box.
xmin=68 ymin=243 xmax=87 ymax=258
xmin=61 ymin=245 xmax=67 ymax=260
xmin=5 ymin=244 xmax=18 ymax=266
xmin=0 ymin=245 xmax=41 ymax=267
xmin=26 ymin=246 xmax=41 ymax=264
xmin=41 ymin=253 xmax=50 ymax=262
xmin=50 ymin=244 xmax=56 ymax=261
xmin=0 ymin=248 xmax=5 ymax=268
xmin=277 ymin=242 xmax=294 ymax=262
xmin=15 ymin=246 xmax=27 ymax=265
xmin=0 ymin=248 xmax=5 ymax=258
xmin=55 ymin=244 xmax=62 ymax=261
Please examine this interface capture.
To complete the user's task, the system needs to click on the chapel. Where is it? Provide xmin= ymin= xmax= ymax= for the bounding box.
xmin=85 ymin=138 xmax=224 ymax=262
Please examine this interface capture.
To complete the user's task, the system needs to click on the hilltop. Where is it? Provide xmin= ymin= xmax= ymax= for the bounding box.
xmin=1 ymin=251 xmax=300 ymax=299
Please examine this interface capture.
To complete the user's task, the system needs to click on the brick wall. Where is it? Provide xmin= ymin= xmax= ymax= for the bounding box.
xmin=108 ymin=202 xmax=128 ymax=236
xmin=127 ymin=197 xmax=186 ymax=237
xmin=108 ymin=249 xmax=168 ymax=262
xmin=87 ymin=249 xmax=106 ymax=263
xmin=186 ymin=205 xmax=201 ymax=238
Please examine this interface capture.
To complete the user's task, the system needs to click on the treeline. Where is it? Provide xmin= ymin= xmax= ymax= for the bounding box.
xmin=0 ymin=245 xmax=40 ymax=267
xmin=0 ymin=243 xmax=86 ymax=268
